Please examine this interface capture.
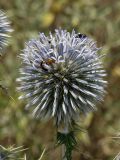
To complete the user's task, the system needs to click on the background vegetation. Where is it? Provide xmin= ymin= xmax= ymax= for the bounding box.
xmin=0 ymin=0 xmax=120 ymax=159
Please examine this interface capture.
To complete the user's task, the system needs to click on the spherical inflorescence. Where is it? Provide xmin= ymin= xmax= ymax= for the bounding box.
xmin=0 ymin=10 xmax=12 ymax=52
xmin=17 ymin=29 xmax=107 ymax=127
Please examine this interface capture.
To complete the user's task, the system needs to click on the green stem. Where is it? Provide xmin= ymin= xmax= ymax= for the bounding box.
xmin=57 ymin=126 xmax=76 ymax=160
xmin=60 ymin=127 xmax=69 ymax=160
xmin=61 ymin=144 xmax=67 ymax=160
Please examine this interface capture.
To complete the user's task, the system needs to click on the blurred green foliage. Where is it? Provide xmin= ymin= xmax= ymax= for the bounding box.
xmin=0 ymin=0 xmax=120 ymax=159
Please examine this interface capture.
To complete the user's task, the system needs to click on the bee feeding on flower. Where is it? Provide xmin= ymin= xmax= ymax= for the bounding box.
xmin=17 ymin=29 xmax=107 ymax=128
xmin=40 ymin=58 xmax=56 ymax=71
xmin=0 ymin=10 xmax=13 ymax=53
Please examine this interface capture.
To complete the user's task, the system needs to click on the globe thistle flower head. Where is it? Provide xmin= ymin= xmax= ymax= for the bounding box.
xmin=0 ymin=10 xmax=13 ymax=53
xmin=17 ymin=29 xmax=107 ymax=127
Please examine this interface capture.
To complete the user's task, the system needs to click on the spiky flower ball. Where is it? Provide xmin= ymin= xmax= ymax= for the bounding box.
xmin=0 ymin=10 xmax=12 ymax=52
xmin=17 ymin=29 xmax=107 ymax=127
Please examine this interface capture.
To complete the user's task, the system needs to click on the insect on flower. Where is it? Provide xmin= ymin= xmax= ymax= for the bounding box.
xmin=75 ymin=33 xmax=87 ymax=39
xmin=40 ymin=58 xmax=56 ymax=71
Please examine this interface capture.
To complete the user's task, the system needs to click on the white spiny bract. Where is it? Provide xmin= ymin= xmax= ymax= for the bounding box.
xmin=17 ymin=29 xmax=107 ymax=127
xmin=0 ymin=10 xmax=12 ymax=52
xmin=0 ymin=145 xmax=25 ymax=160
